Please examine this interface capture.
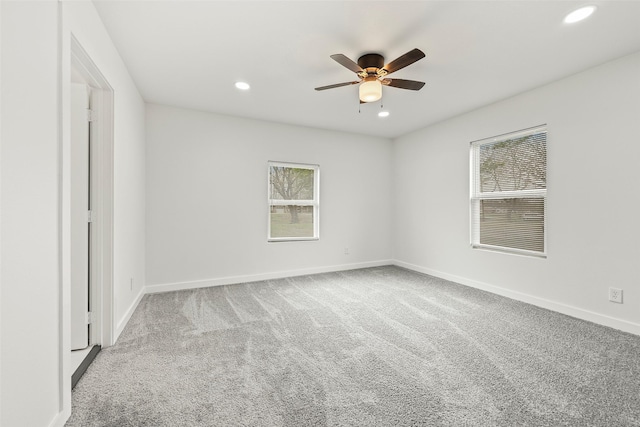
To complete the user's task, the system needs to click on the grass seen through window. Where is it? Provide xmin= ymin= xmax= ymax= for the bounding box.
xmin=269 ymin=210 xmax=314 ymax=238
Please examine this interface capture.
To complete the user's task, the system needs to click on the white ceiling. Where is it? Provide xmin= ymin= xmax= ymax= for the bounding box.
xmin=93 ymin=1 xmax=640 ymax=139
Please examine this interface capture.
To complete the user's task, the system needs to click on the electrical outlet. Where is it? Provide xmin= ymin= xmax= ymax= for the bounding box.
xmin=609 ymin=287 xmax=623 ymax=304
xmin=344 ymin=247 xmax=349 ymax=255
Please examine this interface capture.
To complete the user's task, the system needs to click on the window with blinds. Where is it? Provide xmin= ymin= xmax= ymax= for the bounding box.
xmin=470 ymin=125 xmax=547 ymax=257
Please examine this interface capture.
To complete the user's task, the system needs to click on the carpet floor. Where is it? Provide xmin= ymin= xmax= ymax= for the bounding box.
xmin=66 ymin=266 xmax=640 ymax=426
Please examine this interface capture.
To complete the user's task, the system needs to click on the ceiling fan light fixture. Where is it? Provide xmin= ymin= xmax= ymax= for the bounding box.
xmin=564 ymin=5 xmax=596 ymax=24
xmin=315 ymin=49 xmax=425 ymax=105
xmin=359 ymin=77 xmax=382 ymax=103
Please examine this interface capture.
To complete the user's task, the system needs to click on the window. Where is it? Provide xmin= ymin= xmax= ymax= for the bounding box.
xmin=268 ymin=161 xmax=319 ymax=241
xmin=470 ymin=125 xmax=547 ymax=257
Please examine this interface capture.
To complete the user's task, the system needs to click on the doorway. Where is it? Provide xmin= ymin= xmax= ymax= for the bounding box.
xmin=67 ymin=36 xmax=115 ymax=388
xmin=69 ymin=79 xmax=96 ymax=385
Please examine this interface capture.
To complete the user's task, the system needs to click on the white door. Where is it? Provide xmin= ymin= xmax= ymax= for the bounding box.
xmin=70 ymin=83 xmax=91 ymax=350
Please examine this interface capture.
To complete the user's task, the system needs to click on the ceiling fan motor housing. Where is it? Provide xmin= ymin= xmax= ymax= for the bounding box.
xmin=358 ymin=53 xmax=385 ymax=72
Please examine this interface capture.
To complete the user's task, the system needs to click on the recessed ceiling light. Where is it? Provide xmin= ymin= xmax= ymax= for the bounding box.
xmin=564 ymin=5 xmax=596 ymax=24
xmin=378 ymin=111 xmax=390 ymax=118
xmin=235 ymin=81 xmax=250 ymax=90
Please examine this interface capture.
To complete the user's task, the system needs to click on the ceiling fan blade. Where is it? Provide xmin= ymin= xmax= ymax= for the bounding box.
xmin=382 ymin=48 xmax=425 ymax=75
xmin=315 ymin=81 xmax=360 ymax=91
xmin=382 ymin=78 xmax=425 ymax=90
xmin=330 ymin=54 xmax=364 ymax=73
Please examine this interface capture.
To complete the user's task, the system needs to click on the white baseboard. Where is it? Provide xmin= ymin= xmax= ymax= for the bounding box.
xmin=145 ymin=260 xmax=393 ymax=294
xmin=393 ymin=259 xmax=640 ymax=336
xmin=114 ymin=286 xmax=146 ymax=342
xmin=48 ymin=408 xmax=70 ymax=427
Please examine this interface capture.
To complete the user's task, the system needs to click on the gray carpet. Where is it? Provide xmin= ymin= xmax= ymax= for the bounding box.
xmin=66 ymin=266 xmax=640 ymax=426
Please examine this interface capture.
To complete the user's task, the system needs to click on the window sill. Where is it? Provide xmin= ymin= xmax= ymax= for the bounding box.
xmin=268 ymin=237 xmax=320 ymax=243
xmin=471 ymin=243 xmax=547 ymax=259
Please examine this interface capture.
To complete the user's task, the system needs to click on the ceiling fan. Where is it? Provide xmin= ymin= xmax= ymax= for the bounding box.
xmin=315 ymin=48 xmax=426 ymax=103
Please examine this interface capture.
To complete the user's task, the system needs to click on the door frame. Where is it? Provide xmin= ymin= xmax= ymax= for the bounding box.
xmin=70 ymin=36 xmax=114 ymax=348
xmin=59 ymin=33 xmax=114 ymax=418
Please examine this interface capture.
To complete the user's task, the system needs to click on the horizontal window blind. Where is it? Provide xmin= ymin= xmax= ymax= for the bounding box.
xmin=470 ymin=125 xmax=547 ymax=256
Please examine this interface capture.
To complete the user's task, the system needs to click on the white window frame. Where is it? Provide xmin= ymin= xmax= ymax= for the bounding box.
xmin=470 ymin=125 xmax=547 ymax=258
xmin=267 ymin=161 xmax=320 ymax=242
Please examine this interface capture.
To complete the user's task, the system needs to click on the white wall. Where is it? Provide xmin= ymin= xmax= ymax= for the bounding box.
xmin=0 ymin=2 xmax=4 ymax=422
xmin=58 ymin=1 xmax=146 ymax=424
xmin=1 ymin=2 xmax=61 ymax=426
xmin=146 ymin=104 xmax=392 ymax=290
xmin=61 ymin=1 xmax=146 ymax=339
xmin=393 ymin=51 xmax=640 ymax=334
xmin=0 ymin=1 xmax=146 ymax=425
